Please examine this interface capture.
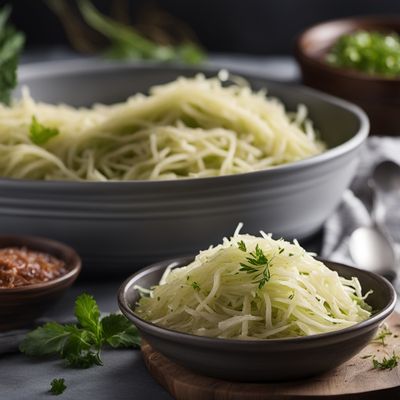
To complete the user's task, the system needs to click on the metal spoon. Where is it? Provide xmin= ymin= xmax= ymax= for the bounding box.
xmin=373 ymin=160 xmax=400 ymax=193
xmin=349 ymin=161 xmax=400 ymax=281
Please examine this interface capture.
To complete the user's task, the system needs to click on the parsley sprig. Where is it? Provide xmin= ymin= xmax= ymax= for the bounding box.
xmin=237 ymin=242 xmax=271 ymax=289
xmin=20 ymin=293 xmax=140 ymax=368
xmin=363 ymin=324 xmax=400 ymax=372
xmin=191 ymin=281 xmax=201 ymax=291
xmin=372 ymin=353 xmax=399 ymax=371
xmin=373 ymin=326 xmax=393 ymax=346
xmin=29 ymin=116 xmax=60 ymax=145
xmin=49 ymin=378 xmax=66 ymax=395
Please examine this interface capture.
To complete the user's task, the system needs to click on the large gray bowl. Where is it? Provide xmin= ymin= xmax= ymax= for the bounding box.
xmin=0 ymin=61 xmax=369 ymax=274
xmin=118 ymin=257 xmax=396 ymax=382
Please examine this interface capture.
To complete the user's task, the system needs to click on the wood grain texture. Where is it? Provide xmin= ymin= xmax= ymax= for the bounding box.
xmin=142 ymin=313 xmax=400 ymax=400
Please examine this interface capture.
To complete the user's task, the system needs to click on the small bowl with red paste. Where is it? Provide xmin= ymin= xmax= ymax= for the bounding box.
xmin=0 ymin=236 xmax=81 ymax=331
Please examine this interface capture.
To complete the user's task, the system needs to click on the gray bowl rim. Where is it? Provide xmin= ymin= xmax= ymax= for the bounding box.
xmin=1 ymin=60 xmax=369 ymax=188
xmin=0 ymin=234 xmax=82 ymax=293
xmin=118 ymin=255 xmax=396 ymax=346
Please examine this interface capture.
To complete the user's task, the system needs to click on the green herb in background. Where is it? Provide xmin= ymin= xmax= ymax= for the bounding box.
xmin=327 ymin=30 xmax=400 ymax=77
xmin=29 ymin=116 xmax=60 ymax=145
xmin=49 ymin=378 xmax=67 ymax=395
xmin=0 ymin=5 xmax=24 ymax=105
xmin=46 ymin=0 xmax=205 ymax=64
xmin=20 ymin=293 xmax=140 ymax=368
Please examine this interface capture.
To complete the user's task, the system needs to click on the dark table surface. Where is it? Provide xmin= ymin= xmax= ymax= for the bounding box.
xmin=1 ymin=281 xmax=174 ymax=400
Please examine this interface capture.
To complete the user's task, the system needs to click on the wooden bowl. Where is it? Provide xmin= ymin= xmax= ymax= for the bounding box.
xmin=0 ymin=236 xmax=81 ymax=331
xmin=296 ymin=15 xmax=400 ymax=135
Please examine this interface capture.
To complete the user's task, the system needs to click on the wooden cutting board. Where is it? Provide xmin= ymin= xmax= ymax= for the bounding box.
xmin=142 ymin=313 xmax=400 ymax=400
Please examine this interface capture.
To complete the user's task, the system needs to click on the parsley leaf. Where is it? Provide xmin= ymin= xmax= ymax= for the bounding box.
xmin=50 ymin=378 xmax=66 ymax=395
xmin=19 ymin=322 xmax=71 ymax=356
xmin=373 ymin=325 xmax=393 ymax=346
xmin=74 ymin=293 xmax=101 ymax=338
xmin=237 ymin=240 xmax=247 ymax=252
xmin=20 ymin=293 xmax=139 ymax=368
xmin=29 ymin=116 xmax=60 ymax=145
xmin=239 ymin=244 xmax=271 ymax=289
xmin=239 ymin=264 xmax=259 ymax=274
xmin=372 ymin=353 xmax=399 ymax=370
xmin=101 ymin=314 xmax=140 ymax=348
xmin=0 ymin=5 xmax=24 ymax=105
xmin=191 ymin=281 xmax=201 ymax=291
xmin=60 ymin=325 xmax=101 ymax=368
xmin=65 ymin=350 xmax=102 ymax=369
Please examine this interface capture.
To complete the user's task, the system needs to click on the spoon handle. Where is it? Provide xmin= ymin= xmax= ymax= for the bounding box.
xmin=370 ymin=179 xmax=386 ymax=226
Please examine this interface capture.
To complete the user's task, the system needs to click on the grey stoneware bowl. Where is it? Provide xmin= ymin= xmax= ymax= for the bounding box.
xmin=0 ymin=61 xmax=369 ymax=275
xmin=118 ymin=256 xmax=396 ymax=382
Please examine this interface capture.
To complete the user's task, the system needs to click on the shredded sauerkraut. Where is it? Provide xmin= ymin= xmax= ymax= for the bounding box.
xmin=135 ymin=225 xmax=372 ymax=339
xmin=0 ymin=74 xmax=324 ymax=181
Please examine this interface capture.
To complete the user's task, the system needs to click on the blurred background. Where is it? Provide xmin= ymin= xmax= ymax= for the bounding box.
xmin=3 ymin=0 xmax=400 ymax=57
xmin=2 ymin=0 xmax=400 ymax=132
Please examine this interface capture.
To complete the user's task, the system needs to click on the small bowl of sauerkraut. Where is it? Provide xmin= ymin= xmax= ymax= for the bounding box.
xmin=118 ymin=226 xmax=396 ymax=382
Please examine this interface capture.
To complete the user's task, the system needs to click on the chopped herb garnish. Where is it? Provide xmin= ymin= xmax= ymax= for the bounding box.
xmin=278 ymin=247 xmax=284 ymax=254
xmin=191 ymin=281 xmax=201 ymax=291
xmin=288 ymin=253 xmax=294 ymax=257
xmin=20 ymin=293 xmax=140 ymax=368
xmin=49 ymin=378 xmax=66 ymax=395
xmin=372 ymin=353 xmax=399 ymax=370
xmin=29 ymin=116 xmax=60 ymax=145
xmin=327 ymin=30 xmax=400 ymax=77
xmin=288 ymin=293 xmax=294 ymax=300
xmin=374 ymin=326 xmax=393 ymax=346
xmin=239 ymin=264 xmax=259 ymax=274
xmin=239 ymin=244 xmax=271 ymax=289
xmin=361 ymin=354 xmax=373 ymax=359
xmin=237 ymin=240 xmax=247 ymax=252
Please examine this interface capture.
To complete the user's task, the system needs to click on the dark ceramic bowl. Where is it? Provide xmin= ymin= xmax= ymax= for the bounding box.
xmin=0 ymin=235 xmax=81 ymax=331
xmin=119 ymin=256 xmax=396 ymax=382
xmin=296 ymin=15 xmax=400 ymax=135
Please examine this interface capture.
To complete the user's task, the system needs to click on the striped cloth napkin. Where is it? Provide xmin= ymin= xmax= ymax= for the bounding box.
xmin=321 ymin=136 xmax=400 ymax=266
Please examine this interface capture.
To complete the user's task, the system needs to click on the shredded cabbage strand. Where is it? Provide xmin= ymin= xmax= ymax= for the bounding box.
xmin=135 ymin=226 xmax=372 ymax=339
xmin=0 ymin=74 xmax=324 ymax=181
